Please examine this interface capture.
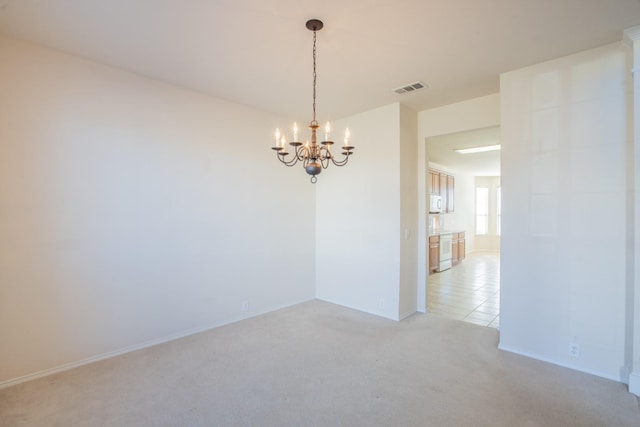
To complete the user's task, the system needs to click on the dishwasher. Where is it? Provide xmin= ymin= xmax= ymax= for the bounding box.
xmin=438 ymin=233 xmax=453 ymax=272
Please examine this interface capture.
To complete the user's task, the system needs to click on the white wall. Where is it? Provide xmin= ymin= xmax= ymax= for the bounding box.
xmin=0 ymin=35 xmax=316 ymax=386
xmin=626 ymin=25 xmax=640 ymax=396
xmin=500 ymin=42 xmax=631 ymax=381
xmin=316 ymin=103 xmax=418 ymax=320
xmin=417 ymin=95 xmax=500 ymax=311
xmin=418 ymin=94 xmax=500 ymax=139
xmin=399 ymin=105 xmax=419 ymax=319
xmin=450 ymin=170 xmax=476 ymax=252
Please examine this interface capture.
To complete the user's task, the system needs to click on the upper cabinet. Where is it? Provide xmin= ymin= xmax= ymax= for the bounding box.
xmin=446 ymin=174 xmax=454 ymax=213
xmin=428 ymin=170 xmax=440 ymax=196
xmin=428 ymin=168 xmax=455 ymax=213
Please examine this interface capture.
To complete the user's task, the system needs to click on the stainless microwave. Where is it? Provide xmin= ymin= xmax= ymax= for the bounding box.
xmin=429 ymin=194 xmax=442 ymax=213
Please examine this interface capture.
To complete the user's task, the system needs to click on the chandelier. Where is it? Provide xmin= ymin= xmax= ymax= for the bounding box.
xmin=272 ymin=19 xmax=355 ymax=184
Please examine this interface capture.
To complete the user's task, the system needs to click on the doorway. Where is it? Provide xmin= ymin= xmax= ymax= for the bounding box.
xmin=423 ymin=126 xmax=501 ymax=328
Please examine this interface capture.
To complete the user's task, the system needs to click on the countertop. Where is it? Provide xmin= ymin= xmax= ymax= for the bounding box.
xmin=429 ymin=229 xmax=465 ymax=237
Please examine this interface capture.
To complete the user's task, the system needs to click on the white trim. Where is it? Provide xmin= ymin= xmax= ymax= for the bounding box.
xmin=629 ymin=371 xmax=640 ymax=396
xmin=0 ymin=297 xmax=313 ymax=390
xmin=498 ymin=343 xmax=621 ymax=383
xmin=399 ymin=309 xmax=417 ymax=320
xmin=314 ymin=297 xmax=397 ymax=321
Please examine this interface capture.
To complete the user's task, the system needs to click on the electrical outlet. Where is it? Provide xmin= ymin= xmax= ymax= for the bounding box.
xmin=241 ymin=301 xmax=249 ymax=313
xmin=569 ymin=343 xmax=580 ymax=358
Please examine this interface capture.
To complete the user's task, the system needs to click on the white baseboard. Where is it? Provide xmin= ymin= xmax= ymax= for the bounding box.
xmin=314 ymin=297 xmax=397 ymax=321
xmin=497 ymin=343 xmax=621 ymax=383
xmin=0 ymin=297 xmax=314 ymax=390
xmin=399 ymin=309 xmax=417 ymax=320
xmin=629 ymin=371 xmax=640 ymax=396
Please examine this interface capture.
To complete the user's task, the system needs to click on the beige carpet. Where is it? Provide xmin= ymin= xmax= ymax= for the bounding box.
xmin=1 ymin=300 xmax=639 ymax=426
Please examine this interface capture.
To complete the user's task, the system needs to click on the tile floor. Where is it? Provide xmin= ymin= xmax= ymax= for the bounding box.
xmin=427 ymin=251 xmax=500 ymax=329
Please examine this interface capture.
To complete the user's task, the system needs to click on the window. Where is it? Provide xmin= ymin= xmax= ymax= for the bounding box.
xmin=496 ymin=187 xmax=501 ymax=236
xmin=476 ymin=187 xmax=489 ymax=235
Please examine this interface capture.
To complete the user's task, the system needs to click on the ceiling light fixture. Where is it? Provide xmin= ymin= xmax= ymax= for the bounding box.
xmin=454 ymin=144 xmax=501 ymax=154
xmin=271 ymin=19 xmax=354 ymax=184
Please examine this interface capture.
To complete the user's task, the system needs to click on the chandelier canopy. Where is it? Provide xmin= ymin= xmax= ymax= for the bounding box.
xmin=271 ymin=19 xmax=354 ymax=184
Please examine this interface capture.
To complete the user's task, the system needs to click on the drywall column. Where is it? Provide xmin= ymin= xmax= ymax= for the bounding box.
xmin=399 ymin=105 xmax=419 ymax=319
xmin=624 ymin=26 xmax=640 ymax=396
xmin=500 ymin=42 xmax=630 ymax=381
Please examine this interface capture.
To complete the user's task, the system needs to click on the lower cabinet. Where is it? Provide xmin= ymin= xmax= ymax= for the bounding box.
xmin=452 ymin=232 xmax=465 ymax=265
xmin=452 ymin=234 xmax=459 ymax=265
xmin=429 ymin=235 xmax=439 ymax=273
xmin=429 ymin=232 xmax=465 ymax=274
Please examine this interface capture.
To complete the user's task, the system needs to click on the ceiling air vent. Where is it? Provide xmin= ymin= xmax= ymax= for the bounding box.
xmin=393 ymin=81 xmax=427 ymax=95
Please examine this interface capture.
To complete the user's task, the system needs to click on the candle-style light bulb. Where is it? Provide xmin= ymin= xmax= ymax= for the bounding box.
xmin=325 ymin=122 xmax=331 ymax=141
xmin=275 ymin=128 xmax=281 ymax=146
xmin=344 ymin=128 xmax=351 ymax=146
xmin=280 ymin=135 xmax=286 ymax=148
xmin=293 ymin=122 xmax=298 ymax=142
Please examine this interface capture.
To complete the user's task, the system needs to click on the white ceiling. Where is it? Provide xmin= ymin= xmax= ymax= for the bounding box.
xmin=428 ymin=126 xmax=501 ymax=176
xmin=0 ymin=0 xmax=639 ymax=121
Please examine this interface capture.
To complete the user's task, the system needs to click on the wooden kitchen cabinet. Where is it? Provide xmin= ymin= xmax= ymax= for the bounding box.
xmin=428 ymin=170 xmax=440 ymax=195
xmin=446 ymin=175 xmax=455 ymax=213
xmin=428 ymin=168 xmax=455 ymax=213
xmin=452 ymin=233 xmax=459 ymax=264
xmin=430 ymin=231 xmax=465 ymax=273
xmin=452 ymin=232 xmax=466 ymax=265
xmin=458 ymin=232 xmax=465 ymax=261
xmin=429 ymin=235 xmax=440 ymax=273
xmin=439 ymin=173 xmax=448 ymax=208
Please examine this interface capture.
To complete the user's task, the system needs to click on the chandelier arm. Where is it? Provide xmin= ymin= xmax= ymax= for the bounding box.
xmin=302 ymin=146 xmax=314 ymax=167
xmin=277 ymin=152 xmax=299 ymax=167
xmin=320 ymin=156 xmax=330 ymax=169
xmin=296 ymin=145 xmax=308 ymax=161
xmin=318 ymin=146 xmax=331 ymax=169
xmin=330 ymin=154 xmax=351 ymax=167
xmin=277 ymin=145 xmax=308 ymax=167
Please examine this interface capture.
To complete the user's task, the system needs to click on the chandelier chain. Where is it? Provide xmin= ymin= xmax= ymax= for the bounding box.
xmin=312 ymin=29 xmax=317 ymax=125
